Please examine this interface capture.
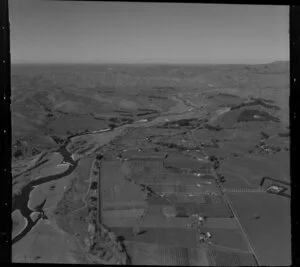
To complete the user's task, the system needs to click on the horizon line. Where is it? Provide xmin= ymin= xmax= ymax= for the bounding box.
xmin=11 ymin=60 xmax=289 ymax=66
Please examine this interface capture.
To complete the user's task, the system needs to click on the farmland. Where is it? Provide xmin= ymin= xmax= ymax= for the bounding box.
xmin=227 ymin=192 xmax=291 ymax=265
xmin=12 ymin=61 xmax=290 ymax=265
xmin=206 ymin=245 xmax=258 ymax=266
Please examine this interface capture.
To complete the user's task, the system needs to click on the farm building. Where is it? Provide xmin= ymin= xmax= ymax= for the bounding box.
xmin=260 ymin=176 xmax=290 ymax=197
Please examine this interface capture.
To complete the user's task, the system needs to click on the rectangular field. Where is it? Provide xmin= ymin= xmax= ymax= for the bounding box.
xmin=164 ymin=156 xmax=213 ymax=171
xmin=124 ymin=241 xmax=190 ymax=266
xmin=148 ymin=182 xmax=221 ymax=195
xmin=199 ymin=227 xmax=250 ymax=251
xmin=102 ymin=181 xmax=146 ymax=207
xmin=165 ymin=194 xmax=209 ymax=204
xmin=141 ymin=206 xmax=189 ymax=229
xmin=75 ymin=156 xmax=94 ymax=186
xmin=102 ymin=201 xmax=146 ymax=210
xmin=202 ymin=218 xmax=239 ymax=229
xmin=174 ymin=198 xmax=233 ymax=218
xmin=227 ymin=192 xmax=291 ymax=266
xmin=102 ymin=209 xmax=145 ymax=228
xmin=111 ymin=227 xmax=198 ymax=248
xmin=100 ymin=160 xmax=124 ymax=189
xmin=121 ymin=148 xmax=167 ymax=160
xmin=124 ymin=241 xmax=209 ymax=266
xmin=131 ymin=171 xmax=216 ymax=186
xmin=206 ymin=246 xmax=258 ymax=266
xmin=196 ymin=202 xmax=233 ymax=218
xmin=220 ymin=154 xmax=290 ymax=189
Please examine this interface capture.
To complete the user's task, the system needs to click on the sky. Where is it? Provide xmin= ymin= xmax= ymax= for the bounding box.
xmin=9 ymin=1 xmax=289 ymax=64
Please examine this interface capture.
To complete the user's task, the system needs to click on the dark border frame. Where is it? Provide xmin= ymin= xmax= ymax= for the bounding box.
xmin=0 ymin=0 xmax=12 ymax=263
xmin=1 ymin=1 xmax=298 ymax=265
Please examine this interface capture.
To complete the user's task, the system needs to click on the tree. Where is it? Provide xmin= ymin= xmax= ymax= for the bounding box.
xmin=91 ymin=181 xmax=98 ymax=190
xmin=96 ymin=154 xmax=103 ymax=160
xmin=90 ymin=196 xmax=97 ymax=203
xmin=108 ymin=123 xmax=116 ymax=129
xmin=95 ymin=161 xmax=100 ymax=168
xmin=13 ymin=149 xmax=22 ymax=158
xmin=260 ymin=132 xmax=269 ymax=139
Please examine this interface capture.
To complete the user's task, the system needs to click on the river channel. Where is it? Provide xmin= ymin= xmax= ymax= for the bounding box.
xmin=12 ymin=96 xmax=197 ymax=245
xmin=12 ymin=143 xmax=78 ymax=244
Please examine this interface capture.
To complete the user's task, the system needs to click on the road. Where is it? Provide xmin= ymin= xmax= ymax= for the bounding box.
xmin=13 ymin=91 xmax=263 ymax=263
xmin=190 ymin=129 xmax=262 ymax=265
xmin=222 ymin=192 xmax=262 ymax=265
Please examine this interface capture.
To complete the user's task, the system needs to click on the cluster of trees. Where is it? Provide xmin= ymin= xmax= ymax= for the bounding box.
xmin=208 ymin=155 xmax=226 ymax=183
xmin=209 ymin=156 xmax=219 ymax=169
xmin=51 ymin=135 xmax=65 ymax=144
xmin=231 ymin=98 xmax=280 ymax=111
xmin=260 ymin=132 xmax=269 ymax=139
xmin=205 ymin=124 xmax=223 ymax=131
xmin=159 ymin=118 xmax=203 ymax=129
xmin=13 ymin=149 xmax=23 ymax=158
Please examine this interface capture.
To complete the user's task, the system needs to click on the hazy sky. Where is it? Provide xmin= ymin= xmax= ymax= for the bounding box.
xmin=9 ymin=1 xmax=289 ymax=64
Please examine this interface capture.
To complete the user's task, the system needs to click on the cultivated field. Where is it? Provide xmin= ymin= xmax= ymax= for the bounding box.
xmin=12 ymin=61 xmax=290 ymax=264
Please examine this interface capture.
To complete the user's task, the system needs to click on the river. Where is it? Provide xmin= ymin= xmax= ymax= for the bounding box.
xmin=12 ymin=122 xmax=129 ymax=244
xmin=12 ymin=145 xmax=78 ymax=244
xmin=12 ymin=96 xmax=197 ymax=245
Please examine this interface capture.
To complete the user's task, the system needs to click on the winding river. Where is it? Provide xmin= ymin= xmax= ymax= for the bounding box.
xmin=12 ymin=144 xmax=78 ymax=244
xmin=12 ymin=96 xmax=197 ymax=245
xmin=12 ymin=123 xmax=129 ymax=245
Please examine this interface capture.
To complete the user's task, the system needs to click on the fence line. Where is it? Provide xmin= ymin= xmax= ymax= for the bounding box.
xmin=223 ymin=188 xmax=265 ymax=193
